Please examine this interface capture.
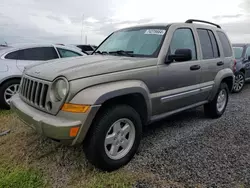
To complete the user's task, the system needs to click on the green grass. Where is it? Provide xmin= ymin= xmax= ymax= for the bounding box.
xmin=69 ymin=169 xmax=138 ymax=188
xmin=86 ymin=172 xmax=135 ymax=188
xmin=0 ymin=109 xmax=142 ymax=188
xmin=0 ymin=109 xmax=13 ymax=116
xmin=0 ymin=109 xmax=185 ymax=188
xmin=0 ymin=165 xmax=45 ymax=188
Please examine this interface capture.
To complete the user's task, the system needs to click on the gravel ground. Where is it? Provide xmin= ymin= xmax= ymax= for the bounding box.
xmin=127 ymin=83 xmax=250 ymax=188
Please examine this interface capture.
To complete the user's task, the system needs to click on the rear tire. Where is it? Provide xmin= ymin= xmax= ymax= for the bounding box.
xmin=0 ymin=79 xmax=20 ymax=109
xmin=204 ymin=82 xmax=229 ymax=118
xmin=232 ymin=71 xmax=245 ymax=93
xmin=84 ymin=105 xmax=142 ymax=171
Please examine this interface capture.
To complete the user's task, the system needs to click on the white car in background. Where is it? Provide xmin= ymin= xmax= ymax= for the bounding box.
xmin=0 ymin=43 xmax=87 ymax=109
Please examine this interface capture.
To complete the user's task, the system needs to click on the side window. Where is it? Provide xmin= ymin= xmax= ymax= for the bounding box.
xmin=57 ymin=48 xmax=82 ymax=58
xmin=197 ymin=29 xmax=214 ymax=59
xmin=18 ymin=47 xmax=58 ymax=61
xmin=5 ymin=51 xmax=19 ymax=60
xmin=216 ymin=31 xmax=232 ymax=57
xmin=208 ymin=30 xmax=220 ymax=58
xmin=245 ymin=46 xmax=250 ymax=58
xmin=170 ymin=28 xmax=197 ymax=60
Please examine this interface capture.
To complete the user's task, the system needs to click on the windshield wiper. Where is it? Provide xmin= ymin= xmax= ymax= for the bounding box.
xmin=109 ymin=50 xmax=134 ymax=57
xmin=94 ymin=51 xmax=109 ymax=55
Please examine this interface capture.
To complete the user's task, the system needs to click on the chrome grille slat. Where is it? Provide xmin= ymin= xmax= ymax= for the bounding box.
xmin=36 ymin=83 xmax=42 ymax=106
xmin=19 ymin=75 xmax=49 ymax=110
xmin=19 ymin=78 xmax=23 ymax=94
xmin=30 ymin=81 xmax=36 ymax=103
xmin=23 ymin=78 xmax=28 ymax=97
xmin=21 ymin=78 xmax=25 ymax=95
xmin=34 ymin=82 xmax=39 ymax=105
xmin=39 ymin=85 xmax=45 ymax=108
xmin=25 ymin=79 xmax=30 ymax=98
xmin=27 ymin=80 xmax=32 ymax=100
xmin=20 ymin=78 xmax=25 ymax=95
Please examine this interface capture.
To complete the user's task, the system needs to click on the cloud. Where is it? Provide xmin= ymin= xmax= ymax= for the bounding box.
xmin=0 ymin=0 xmax=250 ymax=45
xmin=213 ymin=14 xmax=243 ymax=20
xmin=0 ymin=0 xmax=116 ymax=45
xmin=240 ymin=0 xmax=250 ymax=13
xmin=85 ymin=17 xmax=99 ymax=23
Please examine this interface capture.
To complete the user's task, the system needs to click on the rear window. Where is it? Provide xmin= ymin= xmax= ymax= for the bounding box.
xmin=208 ymin=30 xmax=220 ymax=58
xmin=216 ymin=31 xmax=232 ymax=57
xmin=57 ymin=48 xmax=82 ymax=58
xmin=5 ymin=51 xmax=19 ymax=59
xmin=197 ymin=29 xmax=214 ymax=59
xmin=233 ymin=47 xmax=244 ymax=59
xmin=197 ymin=29 xmax=220 ymax=59
xmin=18 ymin=47 xmax=58 ymax=61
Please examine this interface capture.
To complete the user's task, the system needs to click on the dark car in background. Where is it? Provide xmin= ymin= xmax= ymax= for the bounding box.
xmin=75 ymin=44 xmax=97 ymax=54
xmin=232 ymin=43 xmax=250 ymax=93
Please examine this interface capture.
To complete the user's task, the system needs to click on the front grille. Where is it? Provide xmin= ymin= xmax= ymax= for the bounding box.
xmin=20 ymin=76 xmax=49 ymax=109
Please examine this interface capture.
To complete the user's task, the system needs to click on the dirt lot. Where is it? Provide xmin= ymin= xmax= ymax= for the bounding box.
xmin=1 ymin=84 xmax=250 ymax=188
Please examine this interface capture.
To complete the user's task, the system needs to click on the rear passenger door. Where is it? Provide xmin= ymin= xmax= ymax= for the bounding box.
xmin=16 ymin=47 xmax=59 ymax=71
xmin=196 ymin=28 xmax=224 ymax=100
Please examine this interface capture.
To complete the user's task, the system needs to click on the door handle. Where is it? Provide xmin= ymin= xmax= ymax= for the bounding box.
xmin=190 ymin=65 xmax=200 ymax=71
xmin=217 ymin=61 xmax=224 ymax=66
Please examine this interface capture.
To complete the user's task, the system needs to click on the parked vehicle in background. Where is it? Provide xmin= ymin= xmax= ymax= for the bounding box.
xmin=11 ymin=19 xmax=234 ymax=171
xmin=232 ymin=43 xmax=250 ymax=93
xmin=74 ymin=44 xmax=97 ymax=54
xmin=0 ymin=43 xmax=86 ymax=109
xmin=59 ymin=44 xmax=89 ymax=55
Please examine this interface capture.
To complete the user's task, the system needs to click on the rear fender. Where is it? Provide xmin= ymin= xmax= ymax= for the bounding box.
xmin=209 ymin=68 xmax=234 ymax=101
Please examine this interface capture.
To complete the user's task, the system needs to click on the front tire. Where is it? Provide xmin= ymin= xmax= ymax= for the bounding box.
xmin=232 ymin=72 xmax=245 ymax=93
xmin=84 ymin=105 xmax=142 ymax=171
xmin=0 ymin=79 xmax=20 ymax=109
xmin=204 ymin=82 xmax=229 ymax=118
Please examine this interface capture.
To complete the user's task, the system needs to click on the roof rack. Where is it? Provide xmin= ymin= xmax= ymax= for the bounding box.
xmin=185 ymin=19 xmax=221 ymax=29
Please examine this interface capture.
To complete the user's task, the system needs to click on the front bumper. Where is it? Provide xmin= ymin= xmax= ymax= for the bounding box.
xmin=10 ymin=94 xmax=86 ymax=144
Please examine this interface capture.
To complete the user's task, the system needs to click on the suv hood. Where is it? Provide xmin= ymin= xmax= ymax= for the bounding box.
xmin=25 ymin=55 xmax=155 ymax=81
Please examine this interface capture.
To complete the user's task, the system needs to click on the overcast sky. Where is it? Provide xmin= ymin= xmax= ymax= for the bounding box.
xmin=0 ymin=0 xmax=250 ymax=45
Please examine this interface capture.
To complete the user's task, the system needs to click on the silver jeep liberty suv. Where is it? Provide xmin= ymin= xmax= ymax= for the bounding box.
xmin=11 ymin=19 xmax=235 ymax=171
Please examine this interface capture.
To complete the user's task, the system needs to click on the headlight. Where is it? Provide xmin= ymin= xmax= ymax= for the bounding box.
xmin=52 ymin=78 xmax=68 ymax=101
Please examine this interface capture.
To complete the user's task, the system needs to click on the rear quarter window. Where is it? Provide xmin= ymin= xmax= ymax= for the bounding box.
xmin=5 ymin=51 xmax=19 ymax=59
xmin=216 ymin=31 xmax=232 ymax=57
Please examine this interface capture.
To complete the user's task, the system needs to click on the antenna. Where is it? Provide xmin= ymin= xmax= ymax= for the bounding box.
xmin=81 ymin=14 xmax=84 ymax=44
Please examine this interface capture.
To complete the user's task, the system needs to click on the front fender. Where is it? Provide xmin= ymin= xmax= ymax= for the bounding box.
xmin=209 ymin=68 xmax=234 ymax=100
xmin=70 ymin=80 xmax=152 ymax=117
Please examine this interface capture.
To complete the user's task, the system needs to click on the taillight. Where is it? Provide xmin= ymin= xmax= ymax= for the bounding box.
xmin=233 ymin=59 xmax=236 ymax=73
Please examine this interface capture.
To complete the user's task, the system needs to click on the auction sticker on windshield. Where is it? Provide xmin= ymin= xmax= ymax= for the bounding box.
xmin=144 ymin=29 xmax=166 ymax=35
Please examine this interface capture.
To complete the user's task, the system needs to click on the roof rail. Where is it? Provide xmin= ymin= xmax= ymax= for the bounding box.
xmin=185 ymin=19 xmax=221 ymax=29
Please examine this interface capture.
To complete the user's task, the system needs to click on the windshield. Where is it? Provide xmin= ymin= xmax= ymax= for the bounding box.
xmin=95 ymin=27 xmax=167 ymax=57
xmin=233 ymin=47 xmax=244 ymax=59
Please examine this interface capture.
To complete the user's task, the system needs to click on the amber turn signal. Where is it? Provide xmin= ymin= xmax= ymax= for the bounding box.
xmin=61 ymin=103 xmax=90 ymax=113
xmin=69 ymin=127 xmax=80 ymax=137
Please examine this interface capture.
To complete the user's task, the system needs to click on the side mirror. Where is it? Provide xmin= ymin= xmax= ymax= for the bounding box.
xmin=166 ymin=49 xmax=192 ymax=63
xmin=248 ymin=56 xmax=250 ymax=61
